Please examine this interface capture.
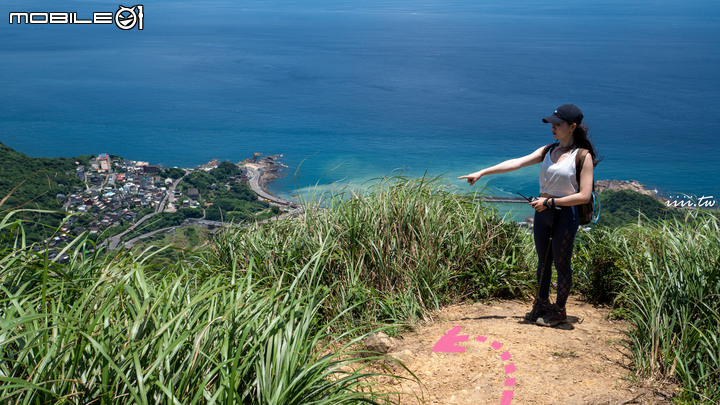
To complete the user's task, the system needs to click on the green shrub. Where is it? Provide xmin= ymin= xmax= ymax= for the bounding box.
xmin=596 ymin=189 xmax=679 ymax=228
xmin=573 ymin=225 xmax=651 ymax=306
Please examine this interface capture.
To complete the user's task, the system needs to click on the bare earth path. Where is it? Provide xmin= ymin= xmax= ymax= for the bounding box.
xmin=374 ymin=297 xmax=674 ymax=405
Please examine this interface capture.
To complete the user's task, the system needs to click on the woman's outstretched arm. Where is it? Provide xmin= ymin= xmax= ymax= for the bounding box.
xmin=458 ymin=145 xmax=547 ymax=185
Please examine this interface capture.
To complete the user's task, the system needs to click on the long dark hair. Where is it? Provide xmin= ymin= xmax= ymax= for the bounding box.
xmin=572 ymin=124 xmax=601 ymax=167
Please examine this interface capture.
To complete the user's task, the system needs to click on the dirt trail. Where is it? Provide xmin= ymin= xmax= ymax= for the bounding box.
xmin=373 ymin=297 xmax=674 ymax=405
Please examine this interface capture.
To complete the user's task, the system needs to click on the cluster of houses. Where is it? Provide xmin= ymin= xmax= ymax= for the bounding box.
xmin=47 ymin=153 xmax=265 ymax=253
xmin=53 ymin=155 xmax=184 ymax=243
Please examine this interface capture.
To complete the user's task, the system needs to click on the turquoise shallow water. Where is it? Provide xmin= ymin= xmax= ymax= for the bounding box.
xmin=2 ymin=0 xmax=719 ymax=205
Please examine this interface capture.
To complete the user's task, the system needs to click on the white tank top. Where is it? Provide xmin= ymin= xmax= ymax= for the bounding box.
xmin=539 ymin=147 xmax=579 ymax=197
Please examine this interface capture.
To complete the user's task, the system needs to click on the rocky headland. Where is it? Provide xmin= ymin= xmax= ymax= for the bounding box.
xmin=595 ymin=179 xmax=658 ymax=197
xmin=240 ymin=153 xmax=287 ymax=187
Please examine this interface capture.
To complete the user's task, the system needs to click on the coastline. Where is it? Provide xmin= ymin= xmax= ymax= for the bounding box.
xmin=157 ymin=150 xmax=699 ymax=211
xmin=594 ymin=179 xmax=658 ymax=197
xmin=193 ymin=153 xmax=294 ymax=207
xmin=228 ymin=154 xmax=696 ymax=215
xmin=238 ymin=153 xmax=298 ymax=209
xmin=229 ymin=157 xmax=709 ymax=228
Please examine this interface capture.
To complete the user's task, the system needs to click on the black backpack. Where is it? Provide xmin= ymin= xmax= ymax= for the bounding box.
xmin=541 ymin=143 xmax=597 ymax=225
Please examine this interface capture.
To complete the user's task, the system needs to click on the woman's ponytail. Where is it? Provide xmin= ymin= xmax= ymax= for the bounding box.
xmin=573 ymin=124 xmax=601 ymax=166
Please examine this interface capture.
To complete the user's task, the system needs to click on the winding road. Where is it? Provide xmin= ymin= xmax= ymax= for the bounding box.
xmin=243 ymin=165 xmax=295 ymax=206
xmin=108 ymin=172 xmax=187 ymax=250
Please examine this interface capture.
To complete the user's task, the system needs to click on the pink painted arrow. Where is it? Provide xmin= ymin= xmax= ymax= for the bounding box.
xmin=432 ymin=326 xmax=470 ymax=353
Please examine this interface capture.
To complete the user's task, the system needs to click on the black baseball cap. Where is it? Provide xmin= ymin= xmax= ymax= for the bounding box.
xmin=542 ymin=104 xmax=583 ymax=125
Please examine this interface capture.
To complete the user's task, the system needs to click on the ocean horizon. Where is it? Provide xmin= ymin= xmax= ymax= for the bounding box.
xmin=2 ymin=0 xmax=719 ymax=215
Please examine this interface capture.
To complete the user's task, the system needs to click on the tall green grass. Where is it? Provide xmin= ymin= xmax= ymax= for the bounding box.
xmin=0 ymin=211 xmax=406 ymax=404
xmin=205 ymin=176 xmax=534 ymax=327
xmin=575 ymin=212 xmax=720 ymax=402
xmin=0 ymin=178 xmax=533 ymax=404
xmin=6 ymin=178 xmax=717 ymax=403
xmin=620 ymin=213 xmax=719 ymax=402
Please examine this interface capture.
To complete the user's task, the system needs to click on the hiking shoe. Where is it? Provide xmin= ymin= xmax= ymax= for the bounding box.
xmin=524 ymin=298 xmax=551 ymax=322
xmin=536 ymin=304 xmax=567 ymax=327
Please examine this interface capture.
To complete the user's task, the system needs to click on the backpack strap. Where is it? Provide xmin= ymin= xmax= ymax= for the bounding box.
xmin=541 ymin=142 xmax=559 ymax=161
xmin=575 ymin=148 xmax=600 ymax=224
xmin=575 ymin=148 xmax=593 ymax=190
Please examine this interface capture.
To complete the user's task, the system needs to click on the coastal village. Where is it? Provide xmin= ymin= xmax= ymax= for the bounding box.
xmin=48 ymin=152 xmax=294 ymax=255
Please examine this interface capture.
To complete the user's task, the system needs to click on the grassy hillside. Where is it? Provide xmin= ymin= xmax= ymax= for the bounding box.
xmin=1 ymin=177 xmax=718 ymax=403
xmin=0 ymin=143 xmax=91 ymax=243
xmin=595 ymin=189 xmax=681 ymax=228
xmin=0 ymin=143 xmax=90 ymax=211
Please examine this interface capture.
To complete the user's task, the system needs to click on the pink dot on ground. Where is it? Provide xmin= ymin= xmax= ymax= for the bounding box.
xmin=500 ymin=390 xmax=514 ymax=405
xmin=476 ymin=335 xmax=487 ymax=342
xmin=500 ymin=351 xmax=511 ymax=361
xmin=491 ymin=341 xmax=502 ymax=350
xmin=505 ymin=363 xmax=516 ymax=374
xmin=504 ymin=378 xmax=516 ymax=386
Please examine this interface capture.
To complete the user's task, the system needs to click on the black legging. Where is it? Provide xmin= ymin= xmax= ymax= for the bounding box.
xmin=533 ymin=205 xmax=579 ymax=308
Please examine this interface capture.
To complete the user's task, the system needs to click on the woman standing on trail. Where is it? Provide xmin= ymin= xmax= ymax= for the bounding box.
xmin=459 ymin=104 xmax=599 ymax=327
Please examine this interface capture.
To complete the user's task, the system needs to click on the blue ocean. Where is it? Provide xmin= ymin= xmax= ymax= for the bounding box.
xmin=2 ymin=0 xmax=719 ymax=217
